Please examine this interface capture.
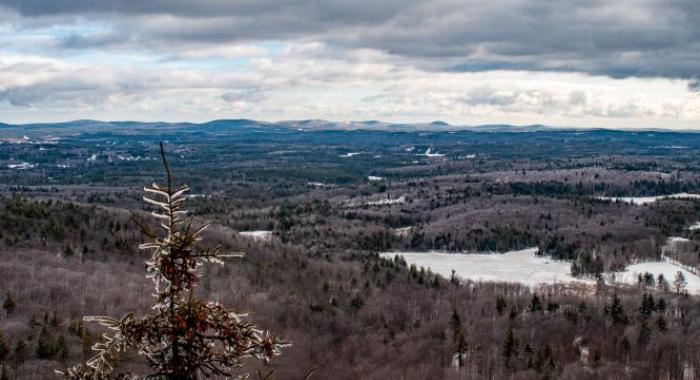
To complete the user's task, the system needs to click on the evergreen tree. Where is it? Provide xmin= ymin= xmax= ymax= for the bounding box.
xmin=656 ymin=315 xmax=667 ymax=332
xmin=639 ymin=293 xmax=656 ymax=318
xmin=450 ymin=309 xmax=462 ymax=344
xmin=450 ymin=269 xmax=459 ymax=286
xmin=55 ymin=335 xmax=69 ymax=362
xmin=605 ymin=294 xmax=627 ymax=325
xmin=495 ymin=296 xmax=507 ymax=316
xmin=502 ymin=328 xmax=518 ymax=368
xmin=619 ymin=337 xmax=631 ymax=353
xmin=642 ymin=272 xmax=655 ymax=289
xmin=535 ymin=344 xmax=555 ymax=379
xmin=2 ymin=295 xmax=15 ymax=315
xmin=657 ymin=274 xmax=670 ymax=293
xmin=0 ymin=331 xmax=8 ymax=363
xmin=430 ymin=275 xmax=441 ymax=289
xmin=657 ymin=298 xmax=667 ymax=313
xmin=638 ymin=319 xmax=651 ymax=346
xmin=59 ymin=143 xmax=286 ymax=379
xmin=450 ymin=309 xmax=468 ymax=369
xmin=13 ymin=340 xmax=27 ymax=367
xmin=455 ymin=330 xmax=468 ymax=366
xmin=36 ymin=326 xmax=55 ymax=359
xmin=529 ymin=294 xmax=543 ymax=312
xmin=673 ymin=271 xmax=687 ymax=295
xmin=349 ymin=295 xmax=364 ymax=309
xmin=50 ymin=311 xmax=60 ymax=327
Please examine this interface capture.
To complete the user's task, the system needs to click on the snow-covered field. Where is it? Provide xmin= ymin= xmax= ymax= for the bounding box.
xmin=609 ymin=262 xmax=700 ymax=294
xmin=238 ymin=230 xmax=273 ymax=241
xmin=380 ymin=248 xmax=588 ymax=287
xmin=597 ymin=193 xmax=700 ymax=205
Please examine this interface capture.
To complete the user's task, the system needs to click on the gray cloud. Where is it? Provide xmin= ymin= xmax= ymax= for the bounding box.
xmin=220 ymin=88 xmax=267 ymax=103
xmin=2 ymin=0 xmax=699 ymax=82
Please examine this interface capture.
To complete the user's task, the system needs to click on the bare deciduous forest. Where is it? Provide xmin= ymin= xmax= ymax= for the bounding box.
xmin=3 ymin=123 xmax=700 ymax=379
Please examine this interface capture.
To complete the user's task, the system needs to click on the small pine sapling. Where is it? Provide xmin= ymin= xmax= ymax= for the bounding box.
xmin=59 ymin=143 xmax=287 ymax=379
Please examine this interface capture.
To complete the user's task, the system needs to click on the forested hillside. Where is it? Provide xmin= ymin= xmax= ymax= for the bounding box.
xmin=3 ymin=124 xmax=700 ymax=378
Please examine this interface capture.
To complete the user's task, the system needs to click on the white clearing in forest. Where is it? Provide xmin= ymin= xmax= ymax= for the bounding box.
xmin=609 ymin=262 xmax=700 ymax=294
xmin=393 ymin=227 xmax=412 ymax=237
xmin=381 ymin=248 xmax=589 ymax=287
xmin=365 ymin=196 xmax=405 ymax=206
xmin=238 ymin=230 xmax=273 ymax=241
xmin=417 ymin=148 xmax=445 ymax=157
xmin=7 ymin=162 xmax=35 ymax=170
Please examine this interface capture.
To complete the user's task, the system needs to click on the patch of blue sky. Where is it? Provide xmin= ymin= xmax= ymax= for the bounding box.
xmin=259 ymin=41 xmax=284 ymax=56
xmin=157 ymin=56 xmax=253 ymax=72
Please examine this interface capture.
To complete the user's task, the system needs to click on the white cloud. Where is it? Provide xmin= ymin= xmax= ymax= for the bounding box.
xmin=0 ymin=42 xmax=699 ymax=128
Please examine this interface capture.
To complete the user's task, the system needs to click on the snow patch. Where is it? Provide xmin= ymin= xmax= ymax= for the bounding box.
xmin=238 ymin=230 xmax=273 ymax=241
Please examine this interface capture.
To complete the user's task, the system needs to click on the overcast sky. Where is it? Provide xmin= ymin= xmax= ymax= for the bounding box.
xmin=1 ymin=0 xmax=699 ymax=128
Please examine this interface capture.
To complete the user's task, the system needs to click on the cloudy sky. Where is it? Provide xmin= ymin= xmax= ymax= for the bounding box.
xmin=1 ymin=0 xmax=699 ymax=128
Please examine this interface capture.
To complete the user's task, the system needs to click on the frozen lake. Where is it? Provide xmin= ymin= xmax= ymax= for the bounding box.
xmin=382 ymin=247 xmax=700 ymax=293
xmin=597 ymin=193 xmax=700 ymax=205
xmin=380 ymin=248 xmax=588 ymax=287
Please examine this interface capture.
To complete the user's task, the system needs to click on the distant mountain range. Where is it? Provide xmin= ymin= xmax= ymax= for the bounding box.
xmin=0 ymin=118 xmax=694 ymax=133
